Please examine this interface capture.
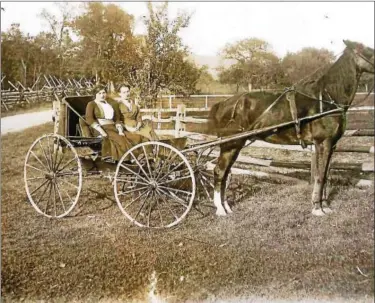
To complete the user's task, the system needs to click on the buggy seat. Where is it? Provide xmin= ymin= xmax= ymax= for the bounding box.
xmin=61 ymin=95 xmax=101 ymax=152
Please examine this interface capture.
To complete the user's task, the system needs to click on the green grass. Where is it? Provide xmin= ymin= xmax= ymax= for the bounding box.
xmin=1 ymin=124 xmax=374 ymax=302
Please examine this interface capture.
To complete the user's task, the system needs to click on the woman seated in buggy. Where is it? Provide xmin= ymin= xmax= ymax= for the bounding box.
xmin=85 ymin=85 xmax=148 ymax=161
xmin=115 ymin=83 xmax=159 ymax=141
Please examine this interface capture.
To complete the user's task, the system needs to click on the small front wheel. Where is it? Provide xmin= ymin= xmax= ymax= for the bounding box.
xmin=114 ymin=141 xmax=195 ymax=228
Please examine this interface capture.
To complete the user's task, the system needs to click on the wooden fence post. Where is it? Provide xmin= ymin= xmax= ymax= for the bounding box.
xmin=157 ymin=109 xmax=161 ymax=130
xmin=205 ymin=95 xmax=208 ymax=109
xmin=169 ymin=96 xmax=173 ymax=110
xmin=175 ymin=104 xmax=186 ymax=137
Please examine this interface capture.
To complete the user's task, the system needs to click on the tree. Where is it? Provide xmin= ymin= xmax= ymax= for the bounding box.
xmin=218 ymin=38 xmax=281 ymax=91
xmin=38 ymin=2 xmax=77 ymax=78
xmin=280 ymin=47 xmax=335 ymax=86
xmin=195 ymin=65 xmax=215 ymax=93
xmin=71 ymin=2 xmax=136 ymax=83
xmin=127 ymin=2 xmax=201 ymax=106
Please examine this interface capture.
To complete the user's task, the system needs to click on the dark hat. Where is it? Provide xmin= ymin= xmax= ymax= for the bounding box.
xmin=116 ymin=83 xmax=131 ymax=92
xmin=92 ymin=84 xmax=107 ymax=95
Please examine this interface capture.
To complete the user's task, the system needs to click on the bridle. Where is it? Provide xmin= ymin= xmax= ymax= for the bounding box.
xmin=352 ymin=47 xmax=375 ymax=68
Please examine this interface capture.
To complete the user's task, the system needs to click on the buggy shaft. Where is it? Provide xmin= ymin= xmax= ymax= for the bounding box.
xmin=182 ymin=108 xmax=344 ymax=153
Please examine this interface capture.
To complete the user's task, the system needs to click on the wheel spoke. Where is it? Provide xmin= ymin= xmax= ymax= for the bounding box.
xmin=199 ymin=175 xmax=212 ymax=200
xmin=26 ymin=163 xmax=49 ymax=175
xmin=142 ymin=145 xmax=154 ymax=179
xmin=52 ymin=137 xmax=61 ymax=171
xmin=57 ymin=157 xmax=77 ymax=173
xmin=159 ymin=174 xmax=193 ymax=185
xmin=58 ymin=177 xmax=79 ymax=190
xmin=55 ymin=179 xmax=74 ymax=203
xmin=154 ymin=149 xmax=174 ymax=180
xmin=157 ymin=187 xmax=189 ymax=209
xmin=157 ymin=161 xmax=185 ymax=183
xmin=200 ymin=173 xmax=214 ymax=188
xmin=133 ymin=190 xmax=151 ymax=222
xmin=38 ymin=140 xmax=52 ymax=170
xmin=122 ymin=188 xmax=149 ymax=211
xmin=30 ymin=150 xmax=50 ymax=172
xmin=153 ymin=192 xmax=166 ymax=226
xmin=158 ymin=185 xmax=193 ymax=196
xmin=43 ymin=182 xmax=53 ymax=214
xmin=116 ymin=177 xmax=149 ymax=186
xmin=54 ymin=146 xmax=66 ymax=172
xmin=29 ymin=179 xmax=50 ymax=196
xmin=146 ymin=192 xmax=156 ymax=227
xmin=54 ymin=180 xmax=66 ymax=213
xmin=34 ymin=180 xmax=51 ymax=210
xmin=27 ymin=176 xmax=47 ymax=181
xmin=46 ymin=136 xmax=55 ymax=172
xmin=156 ymin=189 xmax=180 ymax=221
xmin=118 ymin=186 xmax=149 ymax=195
xmin=119 ymin=164 xmax=150 ymax=184
xmin=129 ymin=151 xmax=151 ymax=182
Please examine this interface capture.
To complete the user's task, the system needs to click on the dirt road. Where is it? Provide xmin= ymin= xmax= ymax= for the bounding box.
xmin=1 ymin=110 xmax=52 ymax=135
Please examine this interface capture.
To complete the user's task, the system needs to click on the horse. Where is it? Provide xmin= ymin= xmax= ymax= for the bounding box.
xmin=208 ymin=40 xmax=374 ymax=217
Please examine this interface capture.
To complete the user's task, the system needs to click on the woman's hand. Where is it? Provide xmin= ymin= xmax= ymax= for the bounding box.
xmin=118 ymin=130 xmax=125 ymax=136
xmin=135 ymin=122 xmax=142 ymax=131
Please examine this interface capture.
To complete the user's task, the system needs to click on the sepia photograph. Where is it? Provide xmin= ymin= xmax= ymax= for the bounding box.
xmin=1 ymin=1 xmax=374 ymax=302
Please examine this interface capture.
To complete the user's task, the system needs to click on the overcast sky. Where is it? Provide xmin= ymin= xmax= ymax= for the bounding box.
xmin=1 ymin=1 xmax=374 ymax=57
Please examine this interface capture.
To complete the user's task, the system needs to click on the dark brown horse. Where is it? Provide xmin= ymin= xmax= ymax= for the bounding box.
xmin=208 ymin=40 xmax=374 ymax=216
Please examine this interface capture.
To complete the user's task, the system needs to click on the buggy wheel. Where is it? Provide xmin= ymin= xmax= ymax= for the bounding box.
xmin=114 ymin=141 xmax=195 ymax=228
xmin=194 ymin=147 xmax=216 ymax=201
xmin=24 ymin=134 xmax=82 ymax=218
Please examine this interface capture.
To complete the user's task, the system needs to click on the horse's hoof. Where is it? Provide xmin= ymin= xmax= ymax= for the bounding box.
xmin=312 ymin=208 xmax=325 ymax=216
xmin=223 ymin=200 xmax=233 ymax=214
xmin=216 ymin=209 xmax=227 ymax=216
xmin=323 ymin=207 xmax=333 ymax=214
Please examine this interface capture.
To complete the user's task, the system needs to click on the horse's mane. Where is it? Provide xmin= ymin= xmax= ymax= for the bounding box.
xmin=295 ymin=48 xmax=358 ymax=102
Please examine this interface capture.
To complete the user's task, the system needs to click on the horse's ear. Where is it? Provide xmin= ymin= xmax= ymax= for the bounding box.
xmin=343 ymin=39 xmax=356 ymax=50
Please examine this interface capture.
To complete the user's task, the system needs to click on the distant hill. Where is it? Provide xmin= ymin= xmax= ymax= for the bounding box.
xmin=188 ymin=54 xmax=235 ymax=79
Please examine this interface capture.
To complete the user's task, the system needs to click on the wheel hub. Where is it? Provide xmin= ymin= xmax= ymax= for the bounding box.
xmin=149 ymin=180 xmax=158 ymax=189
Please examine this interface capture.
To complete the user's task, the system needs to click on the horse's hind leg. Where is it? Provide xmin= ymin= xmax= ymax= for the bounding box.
xmin=311 ymin=140 xmax=334 ymax=216
xmin=213 ymin=143 xmax=243 ymax=216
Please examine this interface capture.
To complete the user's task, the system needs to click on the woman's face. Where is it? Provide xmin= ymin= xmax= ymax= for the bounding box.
xmin=119 ymin=86 xmax=130 ymax=100
xmin=96 ymin=89 xmax=106 ymax=101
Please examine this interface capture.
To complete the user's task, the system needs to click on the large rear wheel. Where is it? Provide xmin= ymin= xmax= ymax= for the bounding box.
xmin=114 ymin=141 xmax=195 ymax=228
xmin=24 ymin=134 xmax=82 ymax=218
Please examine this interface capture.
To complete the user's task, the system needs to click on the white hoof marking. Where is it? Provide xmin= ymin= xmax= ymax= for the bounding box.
xmin=223 ymin=200 xmax=233 ymax=214
xmin=312 ymin=208 xmax=325 ymax=216
xmin=214 ymin=191 xmax=227 ymax=216
xmin=323 ymin=207 xmax=333 ymax=214
xmin=216 ymin=209 xmax=227 ymax=216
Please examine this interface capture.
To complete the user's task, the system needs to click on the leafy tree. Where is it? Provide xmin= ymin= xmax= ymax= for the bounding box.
xmin=127 ymin=2 xmax=201 ymax=106
xmin=71 ymin=2 xmax=136 ymax=83
xmin=218 ymin=38 xmax=281 ymax=91
xmin=280 ymin=47 xmax=335 ymax=86
xmin=38 ymin=2 xmax=77 ymax=78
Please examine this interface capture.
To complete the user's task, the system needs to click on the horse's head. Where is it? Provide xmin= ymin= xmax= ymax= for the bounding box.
xmin=343 ymin=40 xmax=374 ymax=74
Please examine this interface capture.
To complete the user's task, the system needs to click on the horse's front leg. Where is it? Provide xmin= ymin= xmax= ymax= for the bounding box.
xmin=311 ymin=140 xmax=334 ymax=216
xmin=213 ymin=145 xmax=241 ymax=216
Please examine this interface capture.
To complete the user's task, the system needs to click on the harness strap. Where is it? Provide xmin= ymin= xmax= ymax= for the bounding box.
xmin=224 ymin=92 xmax=247 ymax=130
xmin=286 ymin=89 xmax=307 ymax=149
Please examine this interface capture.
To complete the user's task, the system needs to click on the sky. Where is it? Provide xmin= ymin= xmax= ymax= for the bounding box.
xmin=1 ymin=1 xmax=374 ymax=58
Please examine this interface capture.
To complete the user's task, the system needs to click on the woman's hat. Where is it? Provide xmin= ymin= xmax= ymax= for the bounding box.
xmin=92 ymin=84 xmax=107 ymax=95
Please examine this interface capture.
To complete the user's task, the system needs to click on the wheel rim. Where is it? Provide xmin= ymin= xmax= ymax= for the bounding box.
xmin=24 ymin=134 xmax=82 ymax=218
xmin=114 ymin=141 xmax=195 ymax=228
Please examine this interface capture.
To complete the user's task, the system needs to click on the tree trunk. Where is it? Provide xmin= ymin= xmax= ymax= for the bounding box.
xmin=248 ymin=83 xmax=252 ymax=92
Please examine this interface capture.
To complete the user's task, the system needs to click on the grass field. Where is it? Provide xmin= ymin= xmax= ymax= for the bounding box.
xmin=1 ymin=123 xmax=374 ymax=302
